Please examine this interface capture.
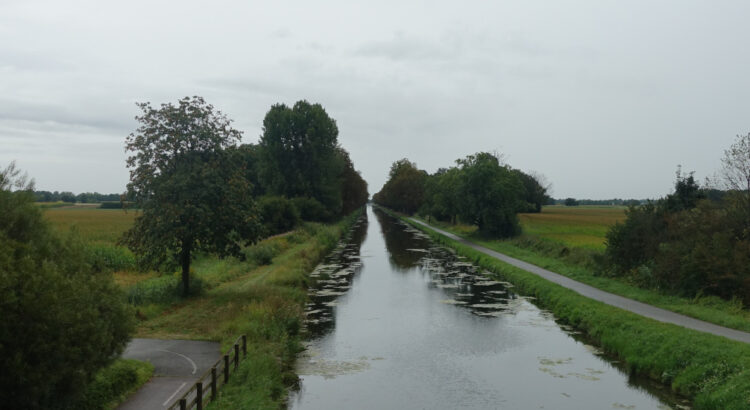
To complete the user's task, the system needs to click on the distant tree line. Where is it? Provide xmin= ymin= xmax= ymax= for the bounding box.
xmin=33 ymin=190 xmax=122 ymax=203
xmin=373 ymin=152 xmax=550 ymax=237
xmin=602 ymin=133 xmax=750 ymax=304
xmin=556 ymin=198 xmax=644 ymax=206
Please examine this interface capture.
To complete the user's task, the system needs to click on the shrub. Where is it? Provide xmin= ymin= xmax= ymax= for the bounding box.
xmin=244 ymin=242 xmax=281 ymax=265
xmin=69 ymin=359 xmax=153 ymax=410
xmin=127 ymin=273 xmax=203 ymax=305
xmin=87 ymin=243 xmax=136 ymax=272
xmin=0 ymin=165 xmax=134 ymax=409
xmin=259 ymin=196 xmax=300 ymax=236
xmin=291 ymin=196 xmax=333 ymax=222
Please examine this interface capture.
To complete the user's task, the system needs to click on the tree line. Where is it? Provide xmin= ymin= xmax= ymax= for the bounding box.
xmin=373 ymin=152 xmax=550 ymax=237
xmin=122 ymin=97 xmax=368 ymax=296
xmin=33 ymin=190 xmax=122 ymax=203
xmin=602 ymin=134 xmax=750 ymax=304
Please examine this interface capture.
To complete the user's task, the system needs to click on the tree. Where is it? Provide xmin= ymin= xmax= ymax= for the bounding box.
xmin=455 ymin=152 xmax=523 ymax=237
xmin=373 ymin=159 xmax=427 ymax=214
xmin=258 ymin=101 xmax=344 ymax=215
xmin=512 ymin=169 xmax=549 ymax=213
xmin=338 ymin=148 xmax=369 ymax=215
xmin=122 ymin=97 xmax=262 ymax=296
xmin=564 ymin=197 xmax=579 ymax=206
xmin=0 ymin=162 xmax=133 ymax=409
xmin=722 ymin=132 xmax=750 ymax=193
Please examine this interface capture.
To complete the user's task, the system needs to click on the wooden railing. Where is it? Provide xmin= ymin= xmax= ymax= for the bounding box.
xmin=167 ymin=335 xmax=247 ymax=410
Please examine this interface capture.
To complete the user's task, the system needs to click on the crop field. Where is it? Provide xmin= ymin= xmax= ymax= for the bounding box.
xmin=518 ymin=205 xmax=626 ymax=250
xmin=44 ymin=207 xmax=137 ymax=244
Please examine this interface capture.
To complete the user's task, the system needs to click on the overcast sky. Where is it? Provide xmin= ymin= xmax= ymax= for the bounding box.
xmin=2 ymin=0 xmax=748 ymax=199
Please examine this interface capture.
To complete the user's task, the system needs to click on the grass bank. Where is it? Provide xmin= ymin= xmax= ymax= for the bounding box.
xmin=393 ymin=210 xmax=750 ymax=409
xmin=45 ymin=206 xmax=362 ymax=408
xmin=423 ymin=212 xmax=750 ymax=333
xmin=128 ymin=210 xmax=362 ymax=409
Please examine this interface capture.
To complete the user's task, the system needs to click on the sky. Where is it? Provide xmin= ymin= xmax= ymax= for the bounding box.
xmin=1 ymin=0 xmax=748 ymax=199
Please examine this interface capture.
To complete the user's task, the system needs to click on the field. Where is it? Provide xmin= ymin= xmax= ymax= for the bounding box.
xmin=518 ymin=205 xmax=626 ymax=250
xmin=435 ymin=206 xmax=626 ymax=252
xmin=44 ymin=206 xmax=137 ymax=244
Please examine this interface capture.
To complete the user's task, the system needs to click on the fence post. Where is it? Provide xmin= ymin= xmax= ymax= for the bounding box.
xmin=224 ymin=355 xmax=230 ymax=383
xmin=196 ymin=382 xmax=203 ymax=410
xmin=242 ymin=335 xmax=247 ymax=357
xmin=179 ymin=398 xmax=187 ymax=410
xmin=234 ymin=343 xmax=239 ymax=370
xmin=211 ymin=367 xmax=217 ymax=401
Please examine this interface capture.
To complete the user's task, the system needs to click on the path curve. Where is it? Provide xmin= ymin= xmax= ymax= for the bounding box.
xmin=410 ymin=218 xmax=750 ymax=344
xmin=117 ymin=339 xmax=220 ymax=410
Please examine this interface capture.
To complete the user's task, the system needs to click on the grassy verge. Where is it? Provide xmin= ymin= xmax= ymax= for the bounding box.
xmin=129 ymin=210 xmax=362 ymax=408
xmin=422 ymin=218 xmax=750 ymax=332
xmin=70 ymin=359 xmax=154 ymax=410
xmin=399 ymin=213 xmax=750 ymax=409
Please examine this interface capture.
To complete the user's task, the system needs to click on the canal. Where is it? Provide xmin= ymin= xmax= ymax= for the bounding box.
xmin=289 ymin=206 xmax=683 ymax=409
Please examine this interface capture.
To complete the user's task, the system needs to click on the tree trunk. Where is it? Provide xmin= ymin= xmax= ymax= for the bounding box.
xmin=180 ymin=241 xmax=192 ymax=297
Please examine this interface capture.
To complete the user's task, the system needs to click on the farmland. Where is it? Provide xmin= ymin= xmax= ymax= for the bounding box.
xmin=518 ymin=205 xmax=626 ymax=250
xmin=431 ymin=205 xmax=627 ymax=252
xmin=44 ymin=206 xmax=137 ymax=244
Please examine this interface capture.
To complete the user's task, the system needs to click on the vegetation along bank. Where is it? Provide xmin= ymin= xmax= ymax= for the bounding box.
xmin=374 ymin=206 xmax=750 ymax=409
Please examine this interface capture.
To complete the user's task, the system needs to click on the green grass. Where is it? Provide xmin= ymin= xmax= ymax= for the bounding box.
xmin=127 ymin=211 xmax=361 ymax=408
xmin=401 ymin=212 xmax=750 ymax=409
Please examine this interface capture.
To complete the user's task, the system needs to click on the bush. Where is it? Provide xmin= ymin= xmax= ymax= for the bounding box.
xmin=99 ymin=201 xmax=138 ymax=209
xmin=564 ymin=197 xmax=579 ymax=206
xmin=244 ymin=242 xmax=281 ymax=266
xmin=68 ymin=359 xmax=153 ymax=410
xmin=259 ymin=196 xmax=300 ymax=236
xmin=87 ymin=243 xmax=136 ymax=272
xmin=291 ymin=196 xmax=332 ymax=222
xmin=127 ymin=273 xmax=204 ymax=305
xmin=0 ymin=166 xmax=134 ymax=409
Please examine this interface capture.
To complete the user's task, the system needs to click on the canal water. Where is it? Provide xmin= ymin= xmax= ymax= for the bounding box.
xmin=289 ymin=206 xmax=684 ymax=409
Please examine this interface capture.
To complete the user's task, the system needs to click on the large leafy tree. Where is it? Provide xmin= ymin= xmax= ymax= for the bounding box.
xmin=338 ymin=147 xmax=369 ymax=215
xmin=455 ymin=152 xmax=523 ymax=237
xmin=258 ymin=100 xmax=344 ymax=214
xmin=372 ymin=159 xmax=428 ymax=214
xmin=122 ymin=96 xmax=262 ymax=296
xmin=0 ymin=163 xmax=133 ymax=409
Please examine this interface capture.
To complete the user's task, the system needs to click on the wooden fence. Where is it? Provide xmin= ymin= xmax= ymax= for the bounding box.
xmin=167 ymin=335 xmax=247 ymax=410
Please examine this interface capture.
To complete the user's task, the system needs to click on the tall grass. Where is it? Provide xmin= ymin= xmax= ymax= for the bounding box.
xmin=128 ymin=209 xmax=362 ymax=408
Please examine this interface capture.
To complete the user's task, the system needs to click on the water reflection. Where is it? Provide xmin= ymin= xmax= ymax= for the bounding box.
xmin=304 ymin=213 xmax=368 ymax=338
xmin=374 ymin=208 xmax=426 ymax=270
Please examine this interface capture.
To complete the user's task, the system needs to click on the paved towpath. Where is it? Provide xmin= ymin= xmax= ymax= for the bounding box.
xmin=410 ymin=218 xmax=750 ymax=344
xmin=118 ymin=339 xmax=220 ymax=410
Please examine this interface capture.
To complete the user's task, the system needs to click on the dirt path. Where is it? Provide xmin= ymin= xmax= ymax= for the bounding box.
xmin=410 ymin=218 xmax=750 ymax=344
xmin=117 ymin=339 xmax=220 ymax=410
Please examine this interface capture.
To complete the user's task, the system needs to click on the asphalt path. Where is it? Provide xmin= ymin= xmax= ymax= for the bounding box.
xmin=118 ymin=339 xmax=221 ymax=410
xmin=410 ymin=218 xmax=750 ymax=344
